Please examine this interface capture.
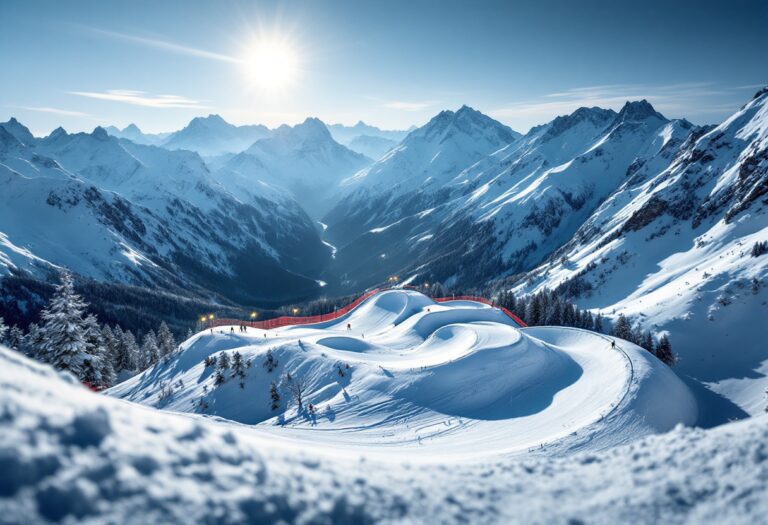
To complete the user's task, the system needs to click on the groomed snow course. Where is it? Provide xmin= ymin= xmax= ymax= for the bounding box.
xmin=1 ymin=345 xmax=766 ymax=524
xmin=109 ymin=290 xmax=697 ymax=458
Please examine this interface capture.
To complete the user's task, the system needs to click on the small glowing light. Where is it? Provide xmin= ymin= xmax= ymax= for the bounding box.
xmin=208 ymin=314 xmax=214 ymax=320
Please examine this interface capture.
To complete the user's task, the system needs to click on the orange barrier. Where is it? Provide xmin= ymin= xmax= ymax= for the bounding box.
xmin=208 ymin=288 xmax=527 ymax=330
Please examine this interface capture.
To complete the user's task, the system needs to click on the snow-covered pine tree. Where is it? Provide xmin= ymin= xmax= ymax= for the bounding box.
xmin=218 ymin=351 xmax=231 ymax=370
xmin=115 ymin=327 xmax=138 ymax=373
xmin=186 ymin=328 xmax=194 ymax=341
xmin=640 ymin=331 xmax=655 ymax=354
xmin=231 ymin=351 xmax=246 ymax=386
xmin=8 ymin=325 xmax=24 ymax=352
xmin=655 ymin=334 xmax=676 ymax=366
xmin=611 ymin=314 xmax=633 ymax=341
xmin=22 ymin=323 xmax=43 ymax=358
xmin=0 ymin=317 xmax=8 ymax=345
xmin=98 ymin=324 xmax=118 ymax=388
xmin=156 ymin=322 xmax=176 ymax=359
xmin=263 ymin=349 xmax=278 ymax=372
xmin=594 ymin=313 xmax=604 ymax=333
xmin=140 ymin=330 xmax=159 ymax=370
xmin=270 ymin=381 xmax=281 ymax=410
xmin=80 ymin=314 xmax=105 ymax=387
xmin=38 ymin=272 xmax=90 ymax=378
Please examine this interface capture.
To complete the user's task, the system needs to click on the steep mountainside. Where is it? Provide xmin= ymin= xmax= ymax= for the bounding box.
xmin=219 ymin=118 xmax=372 ymax=218
xmin=347 ymin=134 xmax=398 ymax=160
xmin=322 ymin=102 xmax=684 ymax=293
xmin=0 ymin=120 xmax=330 ymax=305
xmin=512 ymin=88 xmax=768 ymax=421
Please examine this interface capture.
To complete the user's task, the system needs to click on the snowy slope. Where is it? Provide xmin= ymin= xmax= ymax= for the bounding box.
xmin=347 ymin=134 xmax=398 ymax=159
xmin=109 ymin=290 xmax=696 ymax=457
xmin=161 ymin=114 xmax=271 ymax=156
xmin=0 ymin=119 xmax=331 ymax=304
xmin=5 ymin=327 xmax=765 ymax=522
xmin=512 ymin=88 xmax=768 ymax=421
xmin=322 ymin=102 xmax=681 ymax=293
xmin=219 ymin=118 xmax=372 ymax=218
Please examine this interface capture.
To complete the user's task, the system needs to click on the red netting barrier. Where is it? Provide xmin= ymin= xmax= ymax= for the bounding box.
xmin=208 ymin=288 xmax=527 ymax=330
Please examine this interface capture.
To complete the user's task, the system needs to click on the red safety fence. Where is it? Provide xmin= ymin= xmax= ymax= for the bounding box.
xmin=208 ymin=287 xmax=527 ymax=330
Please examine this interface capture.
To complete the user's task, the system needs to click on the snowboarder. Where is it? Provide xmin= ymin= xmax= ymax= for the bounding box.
xmin=230 ymin=326 xmax=235 ymax=334
xmin=611 ymin=339 xmax=616 ymax=349
xmin=346 ymin=323 xmax=351 ymax=331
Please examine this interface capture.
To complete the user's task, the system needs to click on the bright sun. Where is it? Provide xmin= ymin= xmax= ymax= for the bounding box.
xmin=241 ymin=38 xmax=299 ymax=92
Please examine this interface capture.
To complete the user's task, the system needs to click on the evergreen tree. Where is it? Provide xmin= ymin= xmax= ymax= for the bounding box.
xmin=99 ymin=325 xmax=118 ymax=388
xmin=640 ymin=331 xmax=655 ymax=354
xmin=631 ymin=324 xmax=644 ymax=346
xmin=38 ymin=272 xmax=92 ymax=378
xmin=141 ymin=330 xmax=159 ymax=370
xmin=218 ymin=351 xmax=231 ymax=370
xmin=0 ymin=317 xmax=8 ymax=345
xmin=22 ymin=323 xmax=43 ymax=358
xmin=82 ymin=314 xmax=105 ymax=387
xmin=270 ymin=381 xmax=281 ymax=411
xmin=546 ymin=299 xmax=562 ymax=325
xmin=655 ymin=335 xmax=676 ymax=366
xmin=156 ymin=321 xmax=176 ymax=359
xmin=8 ymin=325 xmax=24 ymax=351
xmin=116 ymin=328 xmax=138 ymax=372
xmin=611 ymin=314 xmax=633 ymax=341
xmin=263 ymin=349 xmax=278 ymax=372
xmin=231 ymin=351 xmax=246 ymax=385
xmin=186 ymin=328 xmax=194 ymax=341
xmin=584 ymin=311 xmax=595 ymax=331
xmin=594 ymin=313 xmax=604 ymax=333
xmin=562 ymin=303 xmax=575 ymax=327
xmin=214 ymin=368 xmax=226 ymax=386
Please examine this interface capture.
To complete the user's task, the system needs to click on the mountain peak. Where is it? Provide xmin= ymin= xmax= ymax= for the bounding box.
xmin=91 ymin=126 xmax=110 ymax=140
xmin=48 ymin=127 xmax=68 ymax=139
xmin=1 ymin=117 xmax=35 ymax=145
xmin=615 ymin=99 xmax=666 ymax=123
xmin=753 ymin=86 xmax=768 ymax=100
xmin=123 ymin=123 xmax=142 ymax=133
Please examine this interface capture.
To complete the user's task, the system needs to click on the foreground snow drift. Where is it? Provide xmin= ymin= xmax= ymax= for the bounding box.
xmin=1 ymin=346 xmax=765 ymax=524
xmin=109 ymin=290 xmax=696 ymax=457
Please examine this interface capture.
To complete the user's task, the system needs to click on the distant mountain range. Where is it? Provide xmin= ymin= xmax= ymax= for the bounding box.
xmin=2 ymin=88 xmax=767 ymax=418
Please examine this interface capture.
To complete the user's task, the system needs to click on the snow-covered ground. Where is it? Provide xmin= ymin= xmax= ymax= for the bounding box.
xmin=108 ymin=290 xmax=696 ymax=459
xmin=1 ymin=327 xmax=765 ymax=523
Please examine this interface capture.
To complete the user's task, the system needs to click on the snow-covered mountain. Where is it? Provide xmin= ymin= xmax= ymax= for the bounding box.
xmin=104 ymin=123 xmax=170 ymax=145
xmin=510 ymin=88 xmax=768 ymax=421
xmin=218 ymin=118 xmax=372 ymax=218
xmin=326 ymin=120 xmax=408 ymax=146
xmin=0 ymin=119 xmax=330 ymax=305
xmin=161 ymin=114 xmax=271 ymax=156
xmin=347 ymin=134 xmax=398 ymax=159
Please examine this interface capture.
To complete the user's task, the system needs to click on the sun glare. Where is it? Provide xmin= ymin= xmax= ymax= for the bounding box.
xmin=241 ymin=38 xmax=299 ymax=92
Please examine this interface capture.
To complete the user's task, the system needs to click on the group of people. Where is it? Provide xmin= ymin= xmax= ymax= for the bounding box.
xmin=230 ymin=325 xmax=249 ymax=333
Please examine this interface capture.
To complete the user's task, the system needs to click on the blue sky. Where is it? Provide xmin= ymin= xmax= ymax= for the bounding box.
xmin=1 ymin=0 xmax=766 ymax=135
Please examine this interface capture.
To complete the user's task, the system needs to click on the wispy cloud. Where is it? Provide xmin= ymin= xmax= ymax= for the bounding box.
xmin=88 ymin=28 xmax=241 ymax=64
xmin=490 ymin=82 xmax=745 ymax=130
xmin=385 ymin=100 xmax=438 ymax=112
xmin=69 ymin=90 xmax=209 ymax=109
xmin=12 ymin=106 xmax=93 ymax=118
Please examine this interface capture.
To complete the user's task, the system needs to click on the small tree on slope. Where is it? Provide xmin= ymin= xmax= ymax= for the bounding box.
xmin=611 ymin=314 xmax=633 ymax=341
xmin=38 ymin=272 xmax=93 ymax=379
xmin=655 ymin=335 xmax=676 ymax=366
xmin=156 ymin=321 xmax=177 ymax=359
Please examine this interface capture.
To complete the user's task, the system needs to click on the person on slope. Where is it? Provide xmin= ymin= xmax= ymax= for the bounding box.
xmin=611 ymin=339 xmax=616 ymax=349
xmin=347 ymin=323 xmax=351 ymax=331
